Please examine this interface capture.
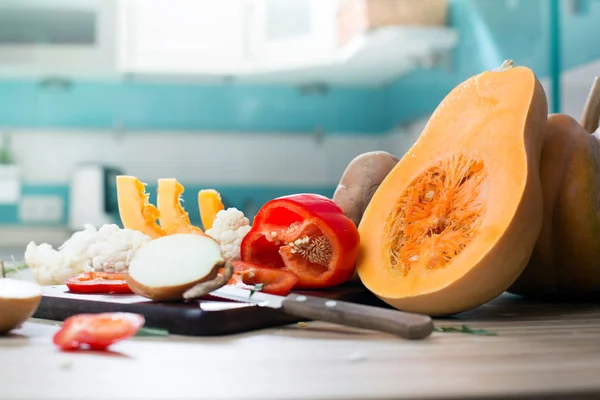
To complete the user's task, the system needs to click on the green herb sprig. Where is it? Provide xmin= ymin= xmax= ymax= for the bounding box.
xmin=434 ymin=324 xmax=497 ymax=336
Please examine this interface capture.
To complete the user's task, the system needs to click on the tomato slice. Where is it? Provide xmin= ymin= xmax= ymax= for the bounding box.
xmin=229 ymin=260 xmax=299 ymax=296
xmin=240 ymin=194 xmax=360 ymax=289
xmin=53 ymin=312 xmax=145 ymax=351
xmin=65 ymin=272 xmax=133 ymax=294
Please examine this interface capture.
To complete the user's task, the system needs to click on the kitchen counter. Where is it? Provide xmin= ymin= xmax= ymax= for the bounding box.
xmin=2 ymin=293 xmax=600 ymax=400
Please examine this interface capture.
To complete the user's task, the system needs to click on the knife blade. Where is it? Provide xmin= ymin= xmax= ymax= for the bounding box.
xmin=210 ymin=285 xmax=433 ymax=340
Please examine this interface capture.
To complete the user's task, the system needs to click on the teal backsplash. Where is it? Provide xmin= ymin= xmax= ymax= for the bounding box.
xmin=0 ymin=79 xmax=388 ymax=134
xmin=0 ymin=205 xmax=18 ymax=224
xmin=9 ymin=185 xmax=70 ymax=226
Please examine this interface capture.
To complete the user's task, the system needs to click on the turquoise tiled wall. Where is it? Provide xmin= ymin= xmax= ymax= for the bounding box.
xmin=0 ymin=185 xmax=70 ymax=226
xmin=0 ymin=80 xmax=388 ymax=134
xmin=0 ymin=205 xmax=18 ymax=224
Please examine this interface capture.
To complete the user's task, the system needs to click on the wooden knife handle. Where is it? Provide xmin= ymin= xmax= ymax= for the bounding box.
xmin=281 ymin=294 xmax=433 ymax=340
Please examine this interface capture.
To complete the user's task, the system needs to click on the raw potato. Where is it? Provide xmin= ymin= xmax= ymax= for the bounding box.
xmin=333 ymin=151 xmax=399 ymax=226
xmin=126 ymin=234 xmax=226 ymax=301
xmin=0 ymin=278 xmax=43 ymax=334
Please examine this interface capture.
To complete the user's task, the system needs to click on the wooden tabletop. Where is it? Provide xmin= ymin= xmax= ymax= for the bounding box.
xmin=2 ymin=293 xmax=600 ymax=400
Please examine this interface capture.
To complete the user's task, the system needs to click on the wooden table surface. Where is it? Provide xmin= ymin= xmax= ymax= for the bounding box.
xmin=1 ymin=293 xmax=600 ymax=400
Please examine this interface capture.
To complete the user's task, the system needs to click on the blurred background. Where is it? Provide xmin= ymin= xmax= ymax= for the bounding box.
xmin=0 ymin=0 xmax=597 ymax=254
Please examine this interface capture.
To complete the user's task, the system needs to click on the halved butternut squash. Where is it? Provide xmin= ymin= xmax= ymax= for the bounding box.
xmin=157 ymin=178 xmax=204 ymax=235
xmin=356 ymin=61 xmax=548 ymax=316
xmin=116 ymin=175 xmax=166 ymax=239
xmin=198 ymin=189 xmax=224 ymax=231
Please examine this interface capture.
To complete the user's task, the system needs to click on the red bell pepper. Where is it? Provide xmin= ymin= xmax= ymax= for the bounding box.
xmin=53 ymin=312 xmax=145 ymax=351
xmin=240 ymin=193 xmax=360 ymax=289
xmin=228 ymin=260 xmax=299 ymax=296
xmin=65 ymin=272 xmax=133 ymax=294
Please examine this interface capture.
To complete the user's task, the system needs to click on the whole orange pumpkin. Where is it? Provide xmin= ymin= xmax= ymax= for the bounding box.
xmin=509 ymin=78 xmax=600 ymax=297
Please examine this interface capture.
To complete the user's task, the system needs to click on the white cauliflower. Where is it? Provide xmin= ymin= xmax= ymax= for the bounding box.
xmin=206 ymin=207 xmax=251 ymax=260
xmin=84 ymin=224 xmax=151 ymax=273
xmin=25 ymin=225 xmax=103 ymax=286
xmin=24 ymin=224 xmax=151 ymax=286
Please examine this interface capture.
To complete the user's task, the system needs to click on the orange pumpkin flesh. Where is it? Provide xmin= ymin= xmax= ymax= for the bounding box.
xmin=356 ymin=61 xmax=548 ymax=316
xmin=198 ymin=189 xmax=224 ymax=231
xmin=157 ymin=178 xmax=204 ymax=235
xmin=116 ymin=176 xmax=166 ymax=239
xmin=509 ymin=80 xmax=600 ymax=297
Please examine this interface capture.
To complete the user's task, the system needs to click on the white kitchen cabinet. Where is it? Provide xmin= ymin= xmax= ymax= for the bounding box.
xmin=248 ymin=0 xmax=339 ymax=69
xmin=0 ymin=0 xmax=117 ymax=78
xmin=0 ymin=0 xmax=458 ymax=85
xmin=116 ymin=0 xmax=457 ymax=87
xmin=117 ymin=0 xmax=252 ymax=76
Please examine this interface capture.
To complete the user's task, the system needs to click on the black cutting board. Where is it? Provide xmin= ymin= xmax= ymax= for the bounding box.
xmin=33 ymin=284 xmax=384 ymax=336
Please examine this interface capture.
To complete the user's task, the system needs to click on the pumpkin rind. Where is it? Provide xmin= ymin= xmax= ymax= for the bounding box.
xmin=356 ymin=63 xmax=548 ymax=316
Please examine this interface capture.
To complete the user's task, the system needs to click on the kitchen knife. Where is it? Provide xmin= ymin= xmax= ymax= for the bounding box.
xmin=210 ymin=285 xmax=434 ymax=340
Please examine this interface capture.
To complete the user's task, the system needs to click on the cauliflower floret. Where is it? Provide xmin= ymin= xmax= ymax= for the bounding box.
xmin=24 ymin=224 xmax=151 ymax=285
xmin=24 ymin=242 xmax=77 ymax=286
xmin=25 ymin=224 xmax=103 ymax=286
xmin=206 ymin=207 xmax=251 ymax=260
xmin=85 ymin=225 xmax=150 ymax=273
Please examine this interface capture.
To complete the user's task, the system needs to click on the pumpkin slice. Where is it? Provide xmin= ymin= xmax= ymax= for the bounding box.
xmin=356 ymin=60 xmax=548 ymax=316
xmin=157 ymin=178 xmax=204 ymax=235
xmin=116 ymin=176 xmax=166 ymax=239
xmin=198 ymin=189 xmax=224 ymax=231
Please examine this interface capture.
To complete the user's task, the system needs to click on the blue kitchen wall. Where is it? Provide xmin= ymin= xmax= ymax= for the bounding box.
xmin=0 ymin=185 xmax=70 ymax=226
xmin=0 ymin=79 xmax=388 ymax=134
xmin=387 ymin=0 xmax=600 ymax=126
